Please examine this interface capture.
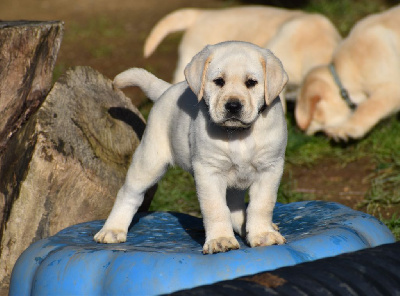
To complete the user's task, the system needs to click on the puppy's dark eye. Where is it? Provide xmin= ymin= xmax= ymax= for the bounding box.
xmin=245 ymin=79 xmax=258 ymax=88
xmin=213 ymin=77 xmax=225 ymax=87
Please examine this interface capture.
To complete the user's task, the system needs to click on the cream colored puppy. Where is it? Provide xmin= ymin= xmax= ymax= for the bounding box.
xmin=144 ymin=6 xmax=341 ymax=103
xmin=94 ymin=41 xmax=288 ymax=254
xmin=295 ymin=5 xmax=400 ymax=140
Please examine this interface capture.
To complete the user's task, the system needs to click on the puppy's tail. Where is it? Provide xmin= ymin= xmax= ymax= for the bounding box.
xmin=143 ymin=8 xmax=202 ymax=58
xmin=113 ymin=68 xmax=171 ymax=102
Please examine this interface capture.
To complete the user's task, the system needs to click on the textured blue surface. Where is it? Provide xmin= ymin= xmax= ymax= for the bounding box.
xmin=10 ymin=201 xmax=395 ymax=295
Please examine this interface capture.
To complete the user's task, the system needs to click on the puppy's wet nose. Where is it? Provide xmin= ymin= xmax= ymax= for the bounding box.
xmin=225 ymin=100 xmax=242 ymax=114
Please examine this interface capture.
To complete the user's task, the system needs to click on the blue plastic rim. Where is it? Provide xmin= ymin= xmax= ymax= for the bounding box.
xmin=10 ymin=201 xmax=395 ymax=295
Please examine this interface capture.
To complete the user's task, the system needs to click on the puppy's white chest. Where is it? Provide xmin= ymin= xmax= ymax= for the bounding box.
xmin=225 ymin=136 xmax=259 ymax=188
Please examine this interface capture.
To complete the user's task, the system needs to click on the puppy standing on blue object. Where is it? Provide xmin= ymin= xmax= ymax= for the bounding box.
xmin=94 ymin=41 xmax=288 ymax=254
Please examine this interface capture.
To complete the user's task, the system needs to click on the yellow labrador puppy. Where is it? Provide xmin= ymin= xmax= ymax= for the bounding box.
xmin=295 ymin=5 xmax=400 ymax=140
xmin=94 ymin=41 xmax=288 ymax=254
xmin=144 ymin=6 xmax=341 ymax=103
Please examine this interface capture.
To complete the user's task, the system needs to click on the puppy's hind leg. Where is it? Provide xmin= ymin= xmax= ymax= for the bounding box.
xmin=226 ymin=188 xmax=246 ymax=237
xmin=94 ymin=136 xmax=171 ymax=244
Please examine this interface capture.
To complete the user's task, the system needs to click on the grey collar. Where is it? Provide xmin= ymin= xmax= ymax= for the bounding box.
xmin=329 ymin=64 xmax=357 ymax=110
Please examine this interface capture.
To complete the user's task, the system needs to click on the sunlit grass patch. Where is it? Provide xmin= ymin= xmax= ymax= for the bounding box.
xmin=155 ymin=32 xmax=184 ymax=54
xmin=351 ymin=117 xmax=400 ymax=214
xmin=63 ymin=16 xmax=125 ymax=60
xmin=305 ymin=0 xmax=387 ymax=35
xmin=381 ymin=214 xmax=400 ymax=241
xmin=52 ymin=62 xmax=67 ymax=83
xmin=65 ymin=16 xmax=125 ymax=41
xmin=91 ymin=45 xmax=114 ymax=59
xmin=149 ymin=167 xmax=200 ymax=217
xmin=278 ymin=173 xmax=315 ymax=204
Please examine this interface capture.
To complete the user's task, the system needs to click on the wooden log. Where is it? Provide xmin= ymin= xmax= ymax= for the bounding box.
xmin=0 ymin=21 xmax=63 ymax=292
xmin=0 ymin=21 xmax=63 ymax=153
xmin=0 ymin=66 xmax=155 ymax=290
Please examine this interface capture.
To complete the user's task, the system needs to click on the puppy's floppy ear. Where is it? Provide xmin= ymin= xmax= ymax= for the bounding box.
xmin=184 ymin=45 xmax=213 ymax=101
xmin=260 ymin=49 xmax=288 ymax=105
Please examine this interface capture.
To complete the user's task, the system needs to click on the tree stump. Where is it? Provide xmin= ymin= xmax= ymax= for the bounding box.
xmin=0 ymin=21 xmax=63 ymax=153
xmin=0 ymin=66 xmax=155 ymax=290
xmin=0 ymin=20 xmax=63 ymax=292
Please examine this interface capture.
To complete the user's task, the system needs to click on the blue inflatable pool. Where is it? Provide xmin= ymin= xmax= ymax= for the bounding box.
xmin=10 ymin=201 xmax=395 ymax=295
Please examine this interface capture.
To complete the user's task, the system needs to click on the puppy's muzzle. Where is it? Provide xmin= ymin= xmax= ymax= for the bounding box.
xmin=225 ymin=99 xmax=242 ymax=115
xmin=221 ymin=99 xmax=251 ymax=129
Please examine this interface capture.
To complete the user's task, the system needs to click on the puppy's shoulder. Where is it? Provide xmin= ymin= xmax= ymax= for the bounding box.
xmin=157 ymin=81 xmax=196 ymax=104
xmin=153 ymin=81 xmax=199 ymax=118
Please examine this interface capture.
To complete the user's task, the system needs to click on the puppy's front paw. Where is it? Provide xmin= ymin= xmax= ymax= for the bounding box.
xmin=247 ymin=231 xmax=286 ymax=248
xmin=325 ymin=124 xmax=365 ymax=141
xmin=203 ymin=237 xmax=240 ymax=254
xmin=94 ymin=228 xmax=127 ymax=244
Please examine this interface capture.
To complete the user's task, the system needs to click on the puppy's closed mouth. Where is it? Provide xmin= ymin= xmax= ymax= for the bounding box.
xmin=220 ymin=118 xmax=252 ymax=129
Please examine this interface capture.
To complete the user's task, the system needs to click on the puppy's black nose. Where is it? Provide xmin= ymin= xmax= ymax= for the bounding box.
xmin=225 ymin=100 xmax=242 ymax=114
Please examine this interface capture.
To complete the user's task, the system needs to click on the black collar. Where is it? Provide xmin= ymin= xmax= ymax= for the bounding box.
xmin=329 ymin=64 xmax=357 ymax=111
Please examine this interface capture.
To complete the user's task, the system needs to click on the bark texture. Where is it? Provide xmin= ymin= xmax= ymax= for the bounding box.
xmin=0 ymin=21 xmax=63 ymax=153
xmin=0 ymin=66 xmax=154 ymax=290
xmin=0 ymin=21 xmax=64 ymax=290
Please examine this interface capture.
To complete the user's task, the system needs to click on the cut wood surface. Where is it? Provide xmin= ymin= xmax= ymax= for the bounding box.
xmin=0 ymin=66 xmax=154 ymax=290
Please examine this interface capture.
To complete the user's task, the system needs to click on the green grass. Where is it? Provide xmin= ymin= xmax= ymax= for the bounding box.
xmin=52 ymin=62 xmax=67 ymax=83
xmin=351 ymin=118 xmax=400 ymax=212
xmin=277 ymin=172 xmax=315 ymax=204
xmin=382 ymin=214 xmax=400 ymax=241
xmin=285 ymin=115 xmax=343 ymax=166
xmin=305 ymin=0 xmax=386 ymax=35
xmin=65 ymin=16 xmax=125 ymax=41
xmin=64 ymin=16 xmax=125 ymax=60
xmin=149 ymin=167 xmax=200 ymax=217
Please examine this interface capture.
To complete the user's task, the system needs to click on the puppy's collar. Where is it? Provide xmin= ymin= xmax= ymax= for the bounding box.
xmin=329 ymin=63 xmax=357 ymax=111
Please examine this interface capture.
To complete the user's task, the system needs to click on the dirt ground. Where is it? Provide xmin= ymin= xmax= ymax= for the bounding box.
xmin=1 ymin=0 xmax=395 ymax=218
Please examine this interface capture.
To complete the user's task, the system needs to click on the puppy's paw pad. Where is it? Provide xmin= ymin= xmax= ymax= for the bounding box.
xmin=248 ymin=231 xmax=286 ymax=248
xmin=203 ymin=237 xmax=240 ymax=254
xmin=94 ymin=229 xmax=127 ymax=244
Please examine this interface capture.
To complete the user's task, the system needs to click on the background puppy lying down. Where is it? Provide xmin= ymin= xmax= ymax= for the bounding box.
xmin=295 ymin=4 xmax=400 ymax=141
xmin=94 ymin=41 xmax=288 ymax=254
xmin=144 ymin=6 xmax=341 ymax=103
